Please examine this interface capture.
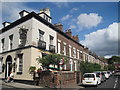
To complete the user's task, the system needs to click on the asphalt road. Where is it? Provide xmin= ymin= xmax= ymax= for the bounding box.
xmin=97 ymin=75 xmax=120 ymax=89
xmin=81 ymin=75 xmax=120 ymax=90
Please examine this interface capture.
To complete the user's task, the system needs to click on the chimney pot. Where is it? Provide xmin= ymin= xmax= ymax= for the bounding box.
xmin=54 ymin=22 xmax=63 ymax=31
xmin=65 ymin=29 xmax=72 ymax=37
xmin=73 ymin=35 xmax=79 ymax=42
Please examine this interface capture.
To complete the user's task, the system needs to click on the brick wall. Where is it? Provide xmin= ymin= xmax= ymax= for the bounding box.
xmin=34 ymin=71 xmax=81 ymax=88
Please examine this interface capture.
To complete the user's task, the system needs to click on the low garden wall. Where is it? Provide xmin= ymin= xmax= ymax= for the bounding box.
xmin=34 ymin=71 xmax=81 ymax=88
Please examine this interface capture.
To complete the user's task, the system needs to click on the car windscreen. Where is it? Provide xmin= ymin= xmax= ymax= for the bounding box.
xmin=101 ymin=73 xmax=105 ymax=75
xmin=97 ymin=73 xmax=100 ymax=75
xmin=103 ymin=72 xmax=107 ymax=74
xmin=96 ymin=73 xmax=100 ymax=77
xmin=84 ymin=74 xmax=95 ymax=78
xmin=107 ymin=72 xmax=110 ymax=74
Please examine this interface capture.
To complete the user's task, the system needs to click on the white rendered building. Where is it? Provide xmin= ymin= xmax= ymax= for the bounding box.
xmin=0 ymin=8 xmax=57 ymax=80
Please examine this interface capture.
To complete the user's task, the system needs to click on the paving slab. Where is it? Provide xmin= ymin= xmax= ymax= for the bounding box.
xmin=1 ymin=80 xmax=44 ymax=89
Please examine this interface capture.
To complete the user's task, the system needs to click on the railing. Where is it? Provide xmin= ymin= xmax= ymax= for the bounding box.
xmin=49 ymin=45 xmax=55 ymax=53
xmin=38 ymin=39 xmax=46 ymax=50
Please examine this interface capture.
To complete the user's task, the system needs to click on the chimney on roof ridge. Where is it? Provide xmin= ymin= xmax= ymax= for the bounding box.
xmin=54 ymin=22 xmax=63 ymax=31
xmin=40 ymin=8 xmax=50 ymax=17
xmin=73 ymin=35 xmax=79 ymax=42
xmin=65 ymin=29 xmax=72 ymax=38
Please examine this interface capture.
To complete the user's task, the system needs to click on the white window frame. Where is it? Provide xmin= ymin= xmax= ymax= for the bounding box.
xmin=73 ymin=47 xmax=76 ymax=58
xmin=69 ymin=46 xmax=72 ymax=57
xmin=58 ymin=42 xmax=61 ymax=54
xmin=39 ymin=29 xmax=44 ymax=41
xmin=77 ymin=49 xmax=79 ymax=59
xmin=17 ymin=54 xmax=23 ymax=74
xmin=63 ymin=42 xmax=66 ymax=55
xmin=74 ymin=61 xmax=77 ymax=71
xmin=49 ymin=35 xmax=54 ymax=45
xmin=9 ymin=34 xmax=13 ymax=50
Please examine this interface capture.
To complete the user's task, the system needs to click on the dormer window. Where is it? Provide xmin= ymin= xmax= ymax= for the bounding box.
xmin=19 ymin=10 xmax=29 ymax=18
xmin=39 ymin=8 xmax=52 ymax=23
xmin=2 ymin=21 xmax=11 ymax=27
xmin=44 ymin=15 xmax=46 ymax=19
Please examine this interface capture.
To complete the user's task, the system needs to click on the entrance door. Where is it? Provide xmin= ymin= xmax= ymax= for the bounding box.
xmin=5 ymin=55 xmax=12 ymax=78
xmin=6 ymin=61 xmax=12 ymax=77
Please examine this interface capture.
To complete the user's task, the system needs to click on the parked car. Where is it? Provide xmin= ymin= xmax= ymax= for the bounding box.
xmin=102 ymin=71 xmax=109 ymax=79
xmin=107 ymin=71 xmax=112 ymax=76
xmin=82 ymin=73 xmax=101 ymax=86
xmin=101 ymin=72 xmax=106 ymax=81
xmin=114 ymin=70 xmax=120 ymax=76
xmin=94 ymin=71 xmax=105 ymax=83
xmin=112 ymin=70 xmax=115 ymax=74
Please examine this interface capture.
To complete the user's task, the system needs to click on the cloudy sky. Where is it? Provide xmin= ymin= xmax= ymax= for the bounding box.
xmin=0 ymin=1 xmax=119 ymax=58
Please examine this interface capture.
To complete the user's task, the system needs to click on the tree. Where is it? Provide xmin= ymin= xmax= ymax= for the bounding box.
xmin=80 ymin=61 xmax=101 ymax=74
xmin=107 ymin=56 xmax=120 ymax=64
xmin=36 ymin=54 xmax=68 ymax=70
xmin=29 ymin=66 xmax=36 ymax=74
xmin=108 ymin=64 xmax=115 ymax=70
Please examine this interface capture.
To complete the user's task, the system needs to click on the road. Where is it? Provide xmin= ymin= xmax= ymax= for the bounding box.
xmin=81 ymin=75 xmax=120 ymax=89
xmin=98 ymin=75 xmax=120 ymax=89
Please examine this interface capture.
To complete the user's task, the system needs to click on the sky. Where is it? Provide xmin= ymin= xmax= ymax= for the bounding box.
xmin=0 ymin=1 xmax=119 ymax=58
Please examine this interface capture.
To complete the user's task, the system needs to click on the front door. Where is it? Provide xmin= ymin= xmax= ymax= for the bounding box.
xmin=6 ymin=61 xmax=12 ymax=77
xmin=5 ymin=55 xmax=12 ymax=78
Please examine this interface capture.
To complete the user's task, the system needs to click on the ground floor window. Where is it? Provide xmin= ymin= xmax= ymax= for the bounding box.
xmin=17 ymin=54 xmax=23 ymax=74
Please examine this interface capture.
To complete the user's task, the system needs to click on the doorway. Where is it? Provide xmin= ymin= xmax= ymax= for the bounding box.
xmin=5 ymin=55 xmax=12 ymax=79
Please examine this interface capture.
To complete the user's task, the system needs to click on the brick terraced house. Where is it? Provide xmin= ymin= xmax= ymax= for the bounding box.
xmin=0 ymin=8 xmax=108 ymax=81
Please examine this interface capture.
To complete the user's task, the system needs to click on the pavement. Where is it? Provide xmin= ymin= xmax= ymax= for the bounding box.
xmin=0 ymin=79 xmax=84 ymax=89
xmin=1 ymin=79 xmax=44 ymax=89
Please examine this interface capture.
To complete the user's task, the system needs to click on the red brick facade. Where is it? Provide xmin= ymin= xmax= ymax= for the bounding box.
xmin=55 ymin=23 xmax=108 ymax=71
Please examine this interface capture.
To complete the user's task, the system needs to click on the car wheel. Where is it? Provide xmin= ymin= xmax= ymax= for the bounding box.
xmin=95 ymin=82 xmax=98 ymax=87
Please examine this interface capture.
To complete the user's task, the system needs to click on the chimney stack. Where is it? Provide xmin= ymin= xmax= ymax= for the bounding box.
xmin=73 ymin=35 xmax=79 ymax=42
xmin=54 ymin=22 xmax=63 ymax=31
xmin=84 ymin=46 xmax=89 ymax=53
xmin=40 ymin=8 xmax=50 ymax=17
xmin=65 ymin=29 xmax=72 ymax=38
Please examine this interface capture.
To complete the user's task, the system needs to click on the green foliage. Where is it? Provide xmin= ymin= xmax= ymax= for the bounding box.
xmin=103 ymin=66 xmax=108 ymax=71
xmin=29 ymin=66 xmax=36 ymax=73
xmin=36 ymin=54 xmax=68 ymax=69
xmin=108 ymin=64 xmax=115 ymax=70
xmin=107 ymin=56 xmax=120 ymax=64
xmin=80 ymin=61 xmax=101 ymax=74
